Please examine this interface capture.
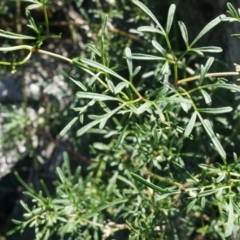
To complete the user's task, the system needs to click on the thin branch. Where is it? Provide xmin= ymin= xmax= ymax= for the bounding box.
xmin=177 ymin=72 xmax=239 ymax=85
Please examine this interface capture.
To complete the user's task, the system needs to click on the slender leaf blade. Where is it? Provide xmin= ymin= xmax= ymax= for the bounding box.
xmin=137 ymin=26 xmax=164 ymax=35
xmin=199 ymin=117 xmax=226 ymax=159
xmin=0 ymin=30 xmax=36 ymax=40
xmin=131 ymin=54 xmax=165 ymax=60
xmin=192 ymin=46 xmax=222 ymax=53
xmin=125 ymin=47 xmax=133 ymax=76
xmin=107 ymin=80 xmax=115 ymax=93
xmin=227 ymin=3 xmax=239 ymax=18
xmin=59 ymin=117 xmax=78 ymax=136
xmin=76 ymin=92 xmax=120 ymax=102
xmin=198 ymin=188 xmax=220 ymax=197
xmin=225 ymin=197 xmax=234 ymax=237
xmin=132 ymin=0 xmax=165 ymax=34
xmin=190 ymin=15 xmax=225 ymax=47
xmin=200 ymin=89 xmax=212 ymax=104
xmin=186 ymin=198 xmax=197 ymax=214
xmin=136 ymin=102 xmax=152 ymax=115
xmin=115 ymin=82 xmax=129 ymax=94
xmin=86 ymin=43 xmax=101 ymax=57
xmin=69 ymin=77 xmax=87 ymax=91
xmin=76 ymin=119 xmax=101 ymax=136
xmin=198 ymin=107 xmax=232 ymax=114
xmin=166 ymin=4 xmax=176 ymax=34
xmin=152 ymin=40 xmax=166 ymax=56
xmin=131 ymin=172 xmax=171 ymax=193
xmin=184 ymin=111 xmax=197 ymax=137
xmin=200 ymin=57 xmax=214 ymax=85
xmin=80 ymin=58 xmax=128 ymax=83
xmin=178 ymin=21 xmax=189 ymax=47
xmin=172 ymin=162 xmax=198 ymax=183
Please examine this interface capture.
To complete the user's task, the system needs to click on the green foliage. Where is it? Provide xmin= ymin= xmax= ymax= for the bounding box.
xmin=1 ymin=0 xmax=240 ymax=239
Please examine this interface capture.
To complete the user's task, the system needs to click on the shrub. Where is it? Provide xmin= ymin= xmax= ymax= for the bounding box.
xmin=1 ymin=1 xmax=240 ymax=239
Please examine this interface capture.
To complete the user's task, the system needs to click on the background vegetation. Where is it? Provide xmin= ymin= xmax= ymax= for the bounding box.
xmin=1 ymin=0 xmax=240 ymax=239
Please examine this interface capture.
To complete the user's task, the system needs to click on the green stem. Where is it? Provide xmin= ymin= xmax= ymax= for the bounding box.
xmin=178 ymin=72 xmax=239 ymax=85
xmin=42 ymin=4 xmax=49 ymax=35
xmin=0 ymin=51 xmax=32 ymax=66
xmin=0 ymin=45 xmax=72 ymax=64
xmin=165 ymin=35 xmax=178 ymax=83
xmin=151 ymin=173 xmax=181 ymax=187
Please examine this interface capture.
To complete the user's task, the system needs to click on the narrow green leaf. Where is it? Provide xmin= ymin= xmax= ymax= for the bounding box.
xmin=186 ymin=198 xmax=197 ymax=214
xmin=23 ymin=191 xmax=44 ymax=204
xmin=231 ymin=33 xmax=240 ymax=38
xmin=184 ymin=111 xmax=197 ymax=137
xmin=157 ymin=61 xmax=170 ymax=81
xmin=198 ymin=164 xmax=220 ymax=172
xmin=131 ymin=172 xmax=171 ymax=193
xmin=77 ymin=104 xmax=124 ymax=136
xmin=99 ymin=104 xmax=124 ymax=129
xmin=199 ymin=117 xmax=226 ymax=159
xmin=80 ymin=58 xmax=128 ymax=83
xmin=125 ymin=47 xmax=133 ymax=76
xmin=216 ymin=173 xmax=226 ymax=183
xmin=56 ymin=167 xmax=66 ymax=184
xmin=59 ymin=117 xmax=78 ymax=136
xmin=107 ymin=80 xmax=115 ymax=93
xmin=11 ymin=219 xmax=22 ymax=224
xmin=198 ymin=188 xmax=220 ymax=197
xmin=198 ymin=107 xmax=232 ymax=114
xmin=136 ymin=102 xmax=152 ymax=115
xmin=26 ymin=9 xmax=39 ymax=34
xmin=20 ymin=0 xmax=39 ymax=3
xmin=172 ymin=162 xmax=198 ymax=184
xmin=84 ymin=199 xmax=127 ymax=218
xmin=88 ymin=72 xmax=102 ymax=86
xmin=190 ymin=15 xmax=225 ymax=47
xmin=152 ymin=40 xmax=166 ymax=56
xmin=26 ymin=3 xmax=42 ymax=10
xmin=69 ymin=77 xmax=87 ymax=91
xmin=19 ymin=200 xmax=31 ymax=213
xmin=133 ymin=66 xmax=141 ymax=76
xmin=131 ymin=54 xmax=165 ymax=60
xmin=0 ymin=30 xmax=36 ymax=40
xmin=225 ymin=197 xmax=234 ymax=237
xmin=180 ymin=102 xmax=190 ymax=113
xmin=117 ymin=175 xmax=138 ymax=190
xmin=227 ymin=3 xmax=239 ymax=18
xmin=115 ymin=82 xmax=129 ymax=94
xmin=160 ymin=96 xmax=191 ymax=104
xmin=102 ymin=14 xmax=108 ymax=34
xmin=222 ymin=16 xmax=238 ymax=22
xmin=106 ymin=171 xmax=118 ymax=192
xmin=86 ymin=43 xmax=101 ymax=57
xmin=43 ymin=229 xmax=50 ymax=240
xmin=132 ymin=0 xmax=165 ymax=33
xmin=178 ymin=21 xmax=188 ymax=47
xmin=200 ymin=89 xmax=211 ymax=104
xmin=200 ymin=57 xmax=214 ymax=85
xmin=188 ymin=49 xmax=204 ymax=56
xmin=200 ymin=196 xmax=206 ymax=209
xmin=14 ymin=171 xmax=35 ymax=194
xmin=210 ymin=83 xmax=240 ymax=92
xmin=232 ymin=200 xmax=240 ymax=216
xmin=166 ymin=4 xmax=176 ymax=34
xmin=76 ymin=92 xmax=120 ymax=102
xmin=155 ymin=192 xmax=179 ymax=201
xmin=137 ymin=26 xmax=164 ymax=35
xmin=191 ymin=46 xmax=222 ymax=53
xmin=114 ymin=122 xmax=129 ymax=148
xmin=76 ymin=119 xmax=102 ymax=136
